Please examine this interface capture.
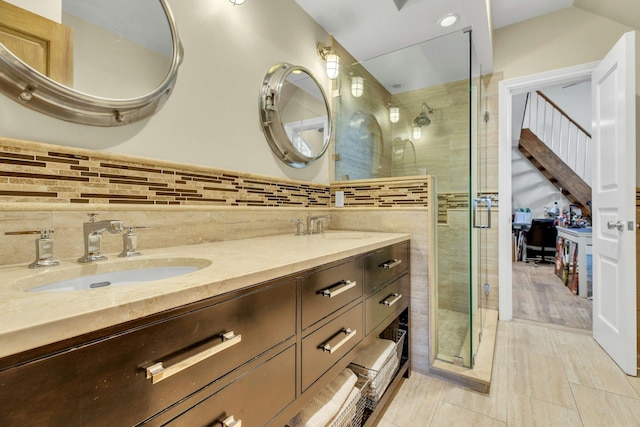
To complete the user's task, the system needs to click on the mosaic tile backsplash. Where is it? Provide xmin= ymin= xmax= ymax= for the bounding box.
xmin=0 ymin=138 xmax=432 ymax=209
xmin=0 ymin=138 xmax=331 ymax=207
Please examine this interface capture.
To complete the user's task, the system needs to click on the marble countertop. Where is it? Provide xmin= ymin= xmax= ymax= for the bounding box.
xmin=0 ymin=230 xmax=410 ymax=358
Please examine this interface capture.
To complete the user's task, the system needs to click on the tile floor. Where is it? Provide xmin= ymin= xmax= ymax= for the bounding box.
xmin=379 ymin=320 xmax=640 ymax=426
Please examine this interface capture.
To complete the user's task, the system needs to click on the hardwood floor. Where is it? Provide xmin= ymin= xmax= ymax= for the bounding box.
xmin=512 ymin=261 xmax=592 ymax=331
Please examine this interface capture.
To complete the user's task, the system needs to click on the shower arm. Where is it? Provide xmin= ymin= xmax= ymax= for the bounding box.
xmin=421 ymin=102 xmax=434 ymax=115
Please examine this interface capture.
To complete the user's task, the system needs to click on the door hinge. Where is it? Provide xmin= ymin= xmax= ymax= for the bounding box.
xmin=483 ymin=111 xmax=490 ymax=122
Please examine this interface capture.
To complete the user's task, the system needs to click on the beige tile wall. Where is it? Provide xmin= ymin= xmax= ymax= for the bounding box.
xmin=331 ymin=206 xmax=433 ymax=374
xmin=0 ymin=136 xmax=439 ymax=375
xmin=0 ymin=207 xmax=331 ymax=266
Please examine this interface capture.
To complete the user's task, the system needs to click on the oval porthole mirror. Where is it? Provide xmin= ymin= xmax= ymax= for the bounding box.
xmin=0 ymin=0 xmax=183 ymax=126
xmin=259 ymin=63 xmax=331 ymax=168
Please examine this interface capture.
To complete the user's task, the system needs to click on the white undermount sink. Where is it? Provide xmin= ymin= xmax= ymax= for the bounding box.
xmin=29 ymin=266 xmax=200 ymax=292
xmin=8 ymin=257 xmax=212 ymax=293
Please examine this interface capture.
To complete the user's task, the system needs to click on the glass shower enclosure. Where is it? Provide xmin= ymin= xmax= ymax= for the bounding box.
xmin=332 ymin=29 xmax=490 ymax=368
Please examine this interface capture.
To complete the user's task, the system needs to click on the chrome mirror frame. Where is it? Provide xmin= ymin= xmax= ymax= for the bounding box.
xmin=259 ymin=63 xmax=331 ymax=168
xmin=0 ymin=0 xmax=183 ymax=127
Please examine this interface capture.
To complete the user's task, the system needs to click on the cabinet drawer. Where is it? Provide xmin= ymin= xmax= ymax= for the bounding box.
xmin=0 ymin=280 xmax=296 ymax=427
xmin=167 ymin=345 xmax=296 ymax=426
xmin=301 ymin=302 xmax=363 ymax=391
xmin=301 ymin=259 xmax=363 ymax=329
xmin=364 ymin=241 xmax=409 ymax=295
xmin=365 ymin=274 xmax=409 ymax=335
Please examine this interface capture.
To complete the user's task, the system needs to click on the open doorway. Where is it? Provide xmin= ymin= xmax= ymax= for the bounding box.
xmin=500 ymin=32 xmax=637 ymax=376
xmin=498 ymin=61 xmax=598 ymax=323
xmin=510 ymin=79 xmax=593 ymax=331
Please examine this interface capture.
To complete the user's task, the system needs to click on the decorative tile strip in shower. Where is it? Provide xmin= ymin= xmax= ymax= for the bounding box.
xmin=331 ymin=178 xmax=430 ymax=208
xmin=437 ymin=192 xmax=499 ymax=224
xmin=0 ymin=138 xmax=330 ymax=207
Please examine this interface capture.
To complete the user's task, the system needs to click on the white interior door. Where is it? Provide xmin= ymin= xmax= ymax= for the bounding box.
xmin=591 ymin=31 xmax=637 ymax=376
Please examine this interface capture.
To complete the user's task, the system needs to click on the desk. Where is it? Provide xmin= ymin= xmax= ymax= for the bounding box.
xmin=556 ymin=227 xmax=592 ymax=298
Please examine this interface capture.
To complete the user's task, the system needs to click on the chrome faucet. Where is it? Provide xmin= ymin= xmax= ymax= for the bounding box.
xmin=306 ymin=213 xmax=332 ymax=234
xmin=78 ymin=213 xmax=124 ymax=263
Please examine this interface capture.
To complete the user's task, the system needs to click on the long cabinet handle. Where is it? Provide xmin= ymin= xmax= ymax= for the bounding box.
xmin=379 ymin=259 xmax=402 ymax=269
xmin=221 ymin=415 xmax=241 ymax=427
xmin=318 ymin=280 xmax=357 ymax=298
xmin=319 ymin=328 xmax=357 ymax=354
xmin=381 ymin=293 xmax=402 ymax=307
xmin=145 ymin=331 xmax=242 ymax=384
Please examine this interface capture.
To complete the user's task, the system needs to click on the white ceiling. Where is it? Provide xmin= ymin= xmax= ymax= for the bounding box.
xmin=295 ymin=0 xmax=575 ymax=75
xmin=294 ymin=0 xmax=637 ymax=93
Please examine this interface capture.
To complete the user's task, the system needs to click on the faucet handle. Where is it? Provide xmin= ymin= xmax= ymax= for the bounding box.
xmin=291 ymin=219 xmax=305 ymax=236
xmin=87 ymin=213 xmax=98 ymax=222
xmin=5 ymin=229 xmax=59 ymax=268
xmin=5 ymin=229 xmax=54 ymax=238
xmin=315 ymin=216 xmax=331 ymax=234
xmin=119 ymin=226 xmax=153 ymax=257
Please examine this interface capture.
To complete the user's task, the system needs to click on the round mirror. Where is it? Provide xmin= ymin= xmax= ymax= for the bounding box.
xmin=259 ymin=63 xmax=331 ymax=168
xmin=0 ymin=0 xmax=183 ymax=126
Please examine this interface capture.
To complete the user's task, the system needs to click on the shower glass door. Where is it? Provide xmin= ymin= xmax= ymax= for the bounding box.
xmin=470 ymin=32 xmax=490 ymax=366
xmin=330 ymin=29 xmax=480 ymax=368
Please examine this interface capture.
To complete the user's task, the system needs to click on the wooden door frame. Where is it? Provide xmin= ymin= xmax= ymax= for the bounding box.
xmin=498 ymin=62 xmax=598 ymax=320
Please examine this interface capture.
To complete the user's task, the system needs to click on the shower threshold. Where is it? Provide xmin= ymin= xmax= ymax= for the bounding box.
xmin=429 ymin=308 xmax=498 ymax=393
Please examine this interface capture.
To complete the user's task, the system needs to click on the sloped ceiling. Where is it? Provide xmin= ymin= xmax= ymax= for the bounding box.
xmin=573 ymin=0 xmax=640 ymax=32
xmin=296 ymin=0 xmax=639 ymax=92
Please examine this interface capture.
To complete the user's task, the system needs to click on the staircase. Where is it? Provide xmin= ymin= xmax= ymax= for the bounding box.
xmin=518 ymin=91 xmax=592 ymax=217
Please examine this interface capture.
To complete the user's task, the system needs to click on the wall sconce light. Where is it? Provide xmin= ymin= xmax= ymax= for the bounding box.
xmin=317 ymin=43 xmax=340 ymax=79
xmin=229 ymin=0 xmax=246 ymax=4
xmin=351 ymin=76 xmax=364 ymax=97
xmin=412 ymin=124 xmax=422 ymax=140
xmin=389 ymin=107 xmax=400 ymax=123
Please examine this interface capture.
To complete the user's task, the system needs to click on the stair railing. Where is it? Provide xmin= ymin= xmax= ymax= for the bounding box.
xmin=523 ymin=91 xmax=592 ymax=185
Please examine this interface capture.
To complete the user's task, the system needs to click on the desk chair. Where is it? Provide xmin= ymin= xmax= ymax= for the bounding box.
xmin=524 ymin=218 xmax=557 ymax=264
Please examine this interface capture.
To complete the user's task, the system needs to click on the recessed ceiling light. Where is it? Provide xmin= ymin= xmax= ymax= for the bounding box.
xmin=438 ymin=13 xmax=459 ymax=27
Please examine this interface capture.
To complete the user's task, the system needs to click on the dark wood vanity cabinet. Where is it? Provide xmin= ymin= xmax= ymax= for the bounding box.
xmin=0 ymin=279 xmax=296 ymax=427
xmin=0 ymin=240 xmax=410 ymax=427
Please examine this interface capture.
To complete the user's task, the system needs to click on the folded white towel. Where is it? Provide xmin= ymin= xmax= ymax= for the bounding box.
xmin=367 ymin=354 xmax=399 ymax=400
xmin=289 ymin=368 xmax=357 ymax=427
xmin=328 ymin=385 xmax=360 ymax=427
xmin=351 ymin=338 xmax=396 ymax=372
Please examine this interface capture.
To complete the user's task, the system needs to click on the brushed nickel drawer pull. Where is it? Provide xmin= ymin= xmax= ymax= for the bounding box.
xmin=319 ymin=328 xmax=357 ymax=353
xmin=319 ymin=280 xmax=357 ymax=298
xmin=221 ymin=415 xmax=241 ymax=427
xmin=380 ymin=259 xmax=402 ymax=269
xmin=145 ymin=331 xmax=242 ymax=384
xmin=381 ymin=293 xmax=402 ymax=307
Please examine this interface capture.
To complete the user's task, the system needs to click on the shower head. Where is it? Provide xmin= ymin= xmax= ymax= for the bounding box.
xmin=413 ymin=112 xmax=431 ymax=127
xmin=413 ymin=102 xmax=435 ymax=127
